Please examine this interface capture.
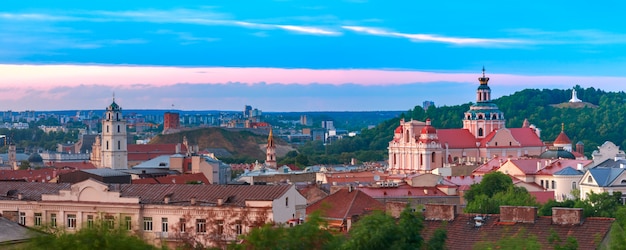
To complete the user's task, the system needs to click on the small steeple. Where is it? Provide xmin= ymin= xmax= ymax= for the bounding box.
xmin=478 ymin=66 xmax=490 ymax=85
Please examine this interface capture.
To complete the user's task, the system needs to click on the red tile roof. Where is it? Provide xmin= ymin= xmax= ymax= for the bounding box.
xmin=529 ymin=191 xmax=555 ymax=204
xmin=358 ymin=185 xmax=448 ymax=199
xmin=554 ymin=131 xmax=572 ymax=144
xmin=325 ymin=171 xmax=388 ymax=184
xmin=437 ymin=129 xmax=479 ymax=148
xmin=0 ymin=182 xmax=71 ymax=200
xmin=306 ymin=188 xmax=384 ymax=220
xmin=127 ymin=144 xmax=187 ymax=162
xmin=509 ymin=128 xmax=544 ymax=147
xmin=423 ymin=214 xmax=613 ymax=250
xmin=132 ymin=173 xmax=210 ymax=185
xmin=0 ymin=168 xmax=75 ymax=183
xmin=48 ymin=161 xmax=96 ymax=170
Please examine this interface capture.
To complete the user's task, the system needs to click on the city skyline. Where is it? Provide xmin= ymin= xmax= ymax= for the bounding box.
xmin=1 ymin=1 xmax=625 ymax=111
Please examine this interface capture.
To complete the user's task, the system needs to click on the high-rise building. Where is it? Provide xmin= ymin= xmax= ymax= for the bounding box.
xmin=422 ymin=101 xmax=435 ymax=110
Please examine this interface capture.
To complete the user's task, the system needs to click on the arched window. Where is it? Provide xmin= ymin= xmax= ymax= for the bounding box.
xmin=420 ymin=154 xmax=423 ymax=165
xmin=106 ymin=141 xmax=109 ymax=150
xmin=118 ymin=140 xmax=121 ymax=150
xmin=588 ymin=176 xmax=593 ymax=183
xmin=431 ymin=152 xmax=436 ymax=162
xmin=405 ymin=130 xmax=410 ymax=143
xmin=117 ymin=125 xmax=120 ymax=133
xmin=492 ymin=114 xmax=497 ymax=119
xmin=495 ymin=142 xmax=498 ymax=146
xmin=478 ymin=114 xmax=483 ymax=119
xmin=478 ymin=128 xmax=484 ymax=137
xmin=116 ymin=113 xmax=119 ymax=120
xmin=106 ymin=125 xmax=109 ymax=133
xmin=483 ymin=92 xmax=487 ymax=101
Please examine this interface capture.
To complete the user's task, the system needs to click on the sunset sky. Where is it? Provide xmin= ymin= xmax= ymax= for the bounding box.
xmin=1 ymin=1 xmax=625 ymax=111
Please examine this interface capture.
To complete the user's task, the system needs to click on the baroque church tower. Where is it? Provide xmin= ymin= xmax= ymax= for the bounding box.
xmin=101 ymin=97 xmax=128 ymax=169
xmin=462 ymin=67 xmax=505 ymax=138
xmin=265 ymin=129 xmax=277 ymax=168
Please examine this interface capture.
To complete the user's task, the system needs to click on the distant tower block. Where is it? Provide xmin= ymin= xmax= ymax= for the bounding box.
xmin=569 ymin=88 xmax=582 ymax=103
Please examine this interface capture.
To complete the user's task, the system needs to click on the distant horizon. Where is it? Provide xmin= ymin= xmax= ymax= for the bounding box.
xmin=2 ymin=1 xmax=625 ymax=111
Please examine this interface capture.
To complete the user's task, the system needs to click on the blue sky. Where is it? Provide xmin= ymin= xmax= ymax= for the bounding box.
xmin=1 ymin=1 xmax=625 ymax=111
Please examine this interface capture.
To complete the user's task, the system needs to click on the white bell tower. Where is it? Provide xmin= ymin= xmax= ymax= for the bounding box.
xmin=101 ymin=97 xmax=128 ymax=169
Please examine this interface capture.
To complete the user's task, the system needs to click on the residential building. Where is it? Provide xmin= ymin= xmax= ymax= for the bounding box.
xmin=0 ymin=179 xmax=306 ymax=248
xmin=306 ymin=187 xmax=384 ymax=232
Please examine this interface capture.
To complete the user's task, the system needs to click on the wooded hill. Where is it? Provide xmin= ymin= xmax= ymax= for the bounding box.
xmin=290 ymin=86 xmax=626 ymax=165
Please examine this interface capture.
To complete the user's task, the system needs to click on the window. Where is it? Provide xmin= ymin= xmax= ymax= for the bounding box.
xmin=34 ymin=213 xmax=42 ymax=226
xmin=285 ymin=197 xmax=289 ymax=207
xmin=87 ymin=215 xmax=94 ymax=228
xmin=478 ymin=128 xmax=483 ymax=137
xmin=179 ymin=218 xmax=186 ymax=233
xmin=216 ymin=220 xmax=224 ymax=235
xmin=67 ymin=214 xmax=77 ymax=229
xmin=143 ymin=217 xmax=153 ymax=231
xmin=106 ymin=141 xmax=109 ymax=150
xmin=125 ymin=216 xmax=132 ymax=231
xmin=572 ymin=181 xmax=577 ymax=189
xmin=551 ymin=180 xmax=556 ymax=189
xmin=105 ymin=215 xmax=115 ymax=229
xmin=540 ymin=180 xmax=544 ymax=187
xmin=106 ymin=125 xmax=109 ymax=133
xmin=19 ymin=212 xmax=26 ymax=225
xmin=196 ymin=219 xmax=206 ymax=233
xmin=431 ymin=152 xmax=436 ymax=162
xmin=187 ymin=163 xmax=192 ymax=171
xmin=117 ymin=125 xmax=120 ymax=133
xmin=118 ymin=140 xmax=121 ymax=150
xmin=588 ymin=176 xmax=593 ymax=183
xmin=162 ymin=218 xmax=168 ymax=233
xmin=235 ymin=220 xmax=243 ymax=235
xmin=51 ymin=213 xmax=57 ymax=228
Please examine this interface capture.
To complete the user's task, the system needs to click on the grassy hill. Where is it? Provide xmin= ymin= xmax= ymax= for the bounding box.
xmin=149 ymin=127 xmax=293 ymax=162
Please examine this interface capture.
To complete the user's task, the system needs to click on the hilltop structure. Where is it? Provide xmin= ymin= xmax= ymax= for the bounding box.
xmin=388 ymin=68 xmax=545 ymax=174
xmin=569 ymin=88 xmax=582 ymax=103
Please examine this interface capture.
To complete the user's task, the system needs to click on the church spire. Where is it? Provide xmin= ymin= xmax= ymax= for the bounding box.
xmin=476 ymin=67 xmax=491 ymax=102
xmin=478 ymin=66 xmax=490 ymax=85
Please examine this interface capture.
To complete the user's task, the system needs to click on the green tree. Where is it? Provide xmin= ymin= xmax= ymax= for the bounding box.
xmin=473 ymin=228 xmax=541 ymax=250
xmin=27 ymin=220 xmax=162 ymax=250
xmin=343 ymin=210 xmax=400 ymax=250
xmin=464 ymin=172 xmax=537 ymax=214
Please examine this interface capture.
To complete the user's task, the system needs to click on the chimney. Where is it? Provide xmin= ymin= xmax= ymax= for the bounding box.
xmin=577 ymin=163 xmax=583 ymax=171
xmin=190 ymin=197 xmax=196 ymax=205
xmin=537 ymin=161 xmax=542 ymax=171
xmin=217 ymin=198 xmax=224 ymax=206
xmin=424 ymin=204 xmax=456 ymax=221
xmin=164 ymin=196 xmax=170 ymax=204
xmin=500 ymin=206 xmax=537 ymax=223
xmin=17 ymin=193 xmax=23 ymax=200
xmin=552 ymin=207 xmax=583 ymax=225
xmin=621 ymin=163 xmax=625 ymax=169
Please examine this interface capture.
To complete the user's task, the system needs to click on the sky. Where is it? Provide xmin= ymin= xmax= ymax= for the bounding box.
xmin=1 ymin=1 xmax=626 ymax=111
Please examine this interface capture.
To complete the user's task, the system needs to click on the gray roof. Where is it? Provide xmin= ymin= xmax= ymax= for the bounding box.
xmin=553 ymin=166 xmax=583 ymax=176
xmin=82 ymin=168 xmax=130 ymax=177
xmin=132 ymin=155 xmax=171 ymax=169
xmin=0 ymin=217 xmax=39 ymax=244
xmin=593 ymin=158 xmax=626 ymax=169
xmin=588 ymin=168 xmax=626 ymax=187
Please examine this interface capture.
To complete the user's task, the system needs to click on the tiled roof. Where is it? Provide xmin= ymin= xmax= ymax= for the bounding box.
xmin=0 ymin=182 xmax=71 ymax=201
xmin=118 ymin=183 xmax=292 ymax=206
xmin=358 ymin=185 xmax=448 ymax=199
xmin=132 ymin=173 xmax=210 ymax=184
xmin=509 ymin=128 xmax=544 ymax=147
xmin=437 ymin=129 xmax=479 ymax=148
xmin=508 ymin=159 xmax=544 ymax=174
xmin=48 ymin=161 xmax=96 ymax=170
xmin=529 ymin=191 xmax=555 ymax=203
xmin=83 ymin=168 xmax=130 ymax=177
xmin=423 ymin=214 xmax=613 ymax=250
xmin=325 ymin=171 xmax=387 ymax=184
xmin=0 ymin=168 xmax=75 ymax=183
xmin=0 ymin=181 xmax=292 ymax=206
xmin=535 ymin=159 xmax=592 ymax=175
xmin=472 ymin=158 xmax=503 ymax=174
xmin=306 ymin=188 xmax=384 ymax=220
xmin=127 ymin=144 xmax=187 ymax=162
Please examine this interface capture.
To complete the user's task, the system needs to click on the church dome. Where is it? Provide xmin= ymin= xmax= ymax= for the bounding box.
xmin=421 ymin=119 xmax=436 ymax=134
xmin=539 ymin=148 xmax=575 ymax=160
xmin=395 ymin=125 xmax=402 ymax=133
xmin=554 ymin=131 xmax=571 ymax=145
xmin=28 ymin=153 xmax=43 ymax=163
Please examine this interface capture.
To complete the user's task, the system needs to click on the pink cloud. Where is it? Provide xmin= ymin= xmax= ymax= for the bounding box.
xmin=0 ymin=64 xmax=623 ymax=91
